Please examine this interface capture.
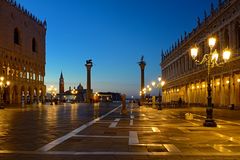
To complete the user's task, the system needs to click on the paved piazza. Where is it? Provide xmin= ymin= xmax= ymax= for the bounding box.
xmin=1 ymin=103 xmax=240 ymax=159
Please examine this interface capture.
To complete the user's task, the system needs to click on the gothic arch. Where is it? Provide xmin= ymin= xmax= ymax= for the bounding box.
xmin=12 ymin=85 xmax=18 ymax=104
xmin=20 ymin=86 xmax=25 ymax=104
xmin=32 ymin=38 xmax=37 ymax=52
xmin=236 ymin=21 xmax=240 ymax=49
xmin=27 ymin=86 xmax=32 ymax=104
xmin=224 ymin=29 xmax=229 ymax=48
xmin=14 ymin=28 xmax=20 ymax=44
xmin=3 ymin=86 xmax=10 ymax=104
xmin=38 ymin=87 xmax=44 ymax=103
xmin=33 ymin=87 xmax=38 ymax=103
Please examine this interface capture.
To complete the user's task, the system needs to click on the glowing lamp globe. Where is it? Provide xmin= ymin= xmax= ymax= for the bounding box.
xmin=208 ymin=37 xmax=216 ymax=48
xmin=223 ymin=49 xmax=231 ymax=61
xmin=191 ymin=47 xmax=198 ymax=59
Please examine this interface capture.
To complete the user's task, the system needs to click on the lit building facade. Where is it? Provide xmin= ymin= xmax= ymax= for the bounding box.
xmin=0 ymin=0 xmax=46 ymax=104
xmin=161 ymin=0 xmax=240 ymax=108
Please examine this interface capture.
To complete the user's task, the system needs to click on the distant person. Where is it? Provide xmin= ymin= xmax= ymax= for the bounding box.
xmin=138 ymin=100 xmax=141 ymax=106
xmin=178 ymin=98 xmax=182 ymax=107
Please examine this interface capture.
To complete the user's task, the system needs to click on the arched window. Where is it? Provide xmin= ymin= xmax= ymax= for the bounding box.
xmin=212 ymin=34 xmax=220 ymax=52
xmin=224 ymin=29 xmax=229 ymax=48
xmin=14 ymin=28 xmax=20 ymax=44
xmin=238 ymin=26 xmax=240 ymax=49
xmin=32 ymin=38 xmax=36 ymax=52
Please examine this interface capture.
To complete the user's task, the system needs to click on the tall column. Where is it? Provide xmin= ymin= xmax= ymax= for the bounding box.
xmin=85 ymin=59 xmax=93 ymax=103
xmin=184 ymin=84 xmax=188 ymax=103
xmin=188 ymin=83 xmax=191 ymax=104
xmin=24 ymin=90 xmax=28 ymax=104
xmin=8 ymin=87 xmax=12 ymax=104
xmin=215 ymin=78 xmax=220 ymax=106
xmin=237 ymin=76 xmax=240 ymax=107
xmin=138 ymin=56 xmax=146 ymax=103
xmin=230 ymin=74 xmax=235 ymax=106
xmin=226 ymin=77 xmax=231 ymax=106
xmin=30 ymin=89 xmax=33 ymax=104
xmin=36 ymin=89 xmax=39 ymax=104
xmin=220 ymin=75 xmax=224 ymax=106
xmin=16 ymin=87 xmax=21 ymax=104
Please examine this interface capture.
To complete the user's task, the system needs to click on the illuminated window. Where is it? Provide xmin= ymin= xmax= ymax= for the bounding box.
xmin=33 ymin=73 xmax=36 ymax=80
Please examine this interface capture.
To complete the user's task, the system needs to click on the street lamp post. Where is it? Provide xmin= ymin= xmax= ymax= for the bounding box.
xmin=71 ymin=88 xmax=78 ymax=103
xmin=159 ymin=80 xmax=165 ymax=110
xmin=48 ymin=85 xmax=57 ymax=105
xmin=0 ymin=76 xmax=10 ymax=109
xmin=146 ymin=85 xmax=151 ymax=104
xmin=152 ymin=77 xmax=165 ymax=110
xmin=142 ymin=88 xmax=147 ymax=104
xmin=148 ymin=87 xmax=152 ymax=104
xmin=190 ymin=36 xmax=231 ymax=127
xmin=94 ymin=92 xmax=100 ymax=103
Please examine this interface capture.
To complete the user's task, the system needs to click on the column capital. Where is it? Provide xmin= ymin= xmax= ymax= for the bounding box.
xmin=85 ymin=64 xmax=93 ymax=70
xmin=85 ymin=59 xmax=93 ymax=70
xmin=138 ymin=62 xmax=146 ymax=70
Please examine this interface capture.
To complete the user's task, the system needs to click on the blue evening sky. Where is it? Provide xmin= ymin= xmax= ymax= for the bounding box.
xmin=17 ymin=0 xmax=217 ymax=97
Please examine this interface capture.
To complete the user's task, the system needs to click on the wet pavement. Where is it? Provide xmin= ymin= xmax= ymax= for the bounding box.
xmin=0 ymin=102 xmax=120 ymax=151
xmin=1 ymin=103 xmax=240 ymax=159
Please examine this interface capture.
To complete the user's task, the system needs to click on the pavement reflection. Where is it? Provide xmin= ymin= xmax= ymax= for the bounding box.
xmin=0 ymin=102 xmax=119 ymax=151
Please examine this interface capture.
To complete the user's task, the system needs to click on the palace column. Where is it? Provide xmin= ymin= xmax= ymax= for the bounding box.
xmin=17 ymin=87 xmax=21 ymax=104
xmin=215 ymin=78 xmax=220 ymax=106
xmin=220 ymin=75 xmax=224 ymax=106
xmin=187 ymin=83 xmax=191 ymax=104
xmin=226 ymin=76 xmax=231 ymax=106
xmin=36 ymin=88 xmax=39 ymax=104
xmin=184 ymin=84 xmax=188 ymax=103
xmin=30 ymin=88 xmax=34 ymax=104
xmin=24 ymin=89 xmax=28 ymax=104
xmin=237 ymin=75 xmax=240 ymax=107
xmin=85 ymin=60 xmax=93 ymax=103
xmin=230 ymin=73 xmax=235 ymax=106
xmin=200 ymin=81 xmax=204 ymax=105
xmin=8 ymin=86 xmax=12 ymax=104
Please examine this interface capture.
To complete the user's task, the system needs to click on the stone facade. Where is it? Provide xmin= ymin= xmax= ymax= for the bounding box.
xmin=161 ymin=0 xmax=240 ymax=108
xmin=0 ymin=0 xmax=46 ymax=104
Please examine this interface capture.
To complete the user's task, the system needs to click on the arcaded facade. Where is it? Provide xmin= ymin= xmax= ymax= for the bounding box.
xmin=161 ymin=0 xmax=240 ymax=108
xmin=0 ymin=0 xmax=46 ymax=104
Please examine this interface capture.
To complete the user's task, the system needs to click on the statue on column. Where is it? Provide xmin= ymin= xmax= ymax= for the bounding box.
xmin=85 ymin=59 xmax=93 ymax=103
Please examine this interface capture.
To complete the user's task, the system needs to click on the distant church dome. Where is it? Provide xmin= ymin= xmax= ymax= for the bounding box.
xmin=77 ymin=83 xmax=84 ymax=90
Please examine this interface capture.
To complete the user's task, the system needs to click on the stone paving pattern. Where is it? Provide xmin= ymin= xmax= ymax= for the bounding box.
xmin=1 ymin=103 xmax=240 ymax=159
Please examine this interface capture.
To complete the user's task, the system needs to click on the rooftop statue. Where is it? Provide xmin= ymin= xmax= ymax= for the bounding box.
xmin=138 ymin=55 xmax=146 ymax=66
xmin=86 ymin=59 xmax=92 ymax=65
xmin=140 ymin=56 xmax=144 ymax=62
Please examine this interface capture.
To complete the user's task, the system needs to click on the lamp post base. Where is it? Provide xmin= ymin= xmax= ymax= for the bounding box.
xmin=203 ymin=119 xmax=217 ymax=127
